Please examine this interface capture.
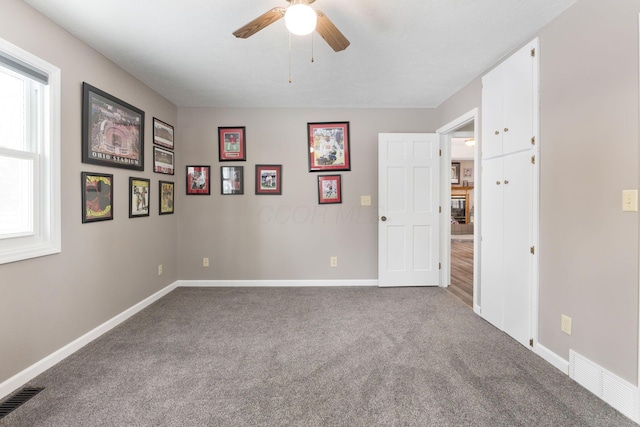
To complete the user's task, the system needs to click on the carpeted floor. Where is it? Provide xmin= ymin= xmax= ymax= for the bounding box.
xmin=0 ymin=287 xmax=635 ymax=426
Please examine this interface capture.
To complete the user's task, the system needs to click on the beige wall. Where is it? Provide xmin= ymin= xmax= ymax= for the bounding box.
xmin=0 ymin=0 xmax=178 ymax=384
xmin=437 ymin=0 xmax=640 ymax=384
xmin=177 ymin=108 xmax=438 ymax=280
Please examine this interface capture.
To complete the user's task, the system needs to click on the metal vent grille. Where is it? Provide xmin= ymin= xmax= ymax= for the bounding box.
xmin=0 ymin=387 xmax=44 ymax=419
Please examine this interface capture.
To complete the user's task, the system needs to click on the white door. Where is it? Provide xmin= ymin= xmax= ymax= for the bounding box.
xmin=378 ymin=133 xmax=440 ymax=287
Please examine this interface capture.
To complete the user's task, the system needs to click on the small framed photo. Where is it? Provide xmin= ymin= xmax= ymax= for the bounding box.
xmin=451 ymin=162 xmax=461 ymax=184
xmin=153 ymin=146 xmax=174 ymax=175
xmin=255 ymin=164 xmax=282 ymax=195
xmin=159 ymin=181 xmax=174 ymax=215
xmin=81 ymin=172 xmax=113 ymax=223
xmin=218 ymin=126 xmax=246 ymax=161
xmin=186 ymin=165 xmax=211 ymax=195
xmin=82 ymin=82 xmax=144 ymax=171
xmin=308 ymin=122 xmax=350 ymax=172
xmin=129 ymin=177 xmax=150 ymax=218
xmin=317 ymin=174 xmax=342 ymax=204
xmin=221 ymin=166 xmax=244 ymax=195
xmin=463 ymin=167 xmax=473 ymax=178
xmin=153 ymin=117 xmax=174 ymax=150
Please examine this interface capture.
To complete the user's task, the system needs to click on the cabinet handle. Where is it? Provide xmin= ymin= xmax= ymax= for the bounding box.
xmin=504 ymin=180 xmax=510 ymax=184
xmin=494 ymin=130 xmax=500 ymax=135
xmin=496 ymin=181 xmax=501 ymax=185
xmin=504 ymin=127 xmax=509 ymax=132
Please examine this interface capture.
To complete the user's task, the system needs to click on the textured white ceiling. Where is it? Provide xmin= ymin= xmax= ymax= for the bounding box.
xmin=23 ymin=0 xmax=576 ymax=108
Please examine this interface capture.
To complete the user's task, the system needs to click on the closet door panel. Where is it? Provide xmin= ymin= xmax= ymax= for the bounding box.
xmin=481 ymin=65 xmax=504 ymax=160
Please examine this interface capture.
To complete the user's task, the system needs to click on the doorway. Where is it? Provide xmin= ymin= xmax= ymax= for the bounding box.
xmin=436 ymin=109 xmax=480 ymax=314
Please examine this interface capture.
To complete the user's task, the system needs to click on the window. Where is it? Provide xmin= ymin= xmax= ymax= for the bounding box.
xmin=0 ymin=37 xmax=60 ymax=264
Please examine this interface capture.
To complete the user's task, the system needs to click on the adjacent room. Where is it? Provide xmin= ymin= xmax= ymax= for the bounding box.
xmin=1 ymin=0 xmax=640 ymax=425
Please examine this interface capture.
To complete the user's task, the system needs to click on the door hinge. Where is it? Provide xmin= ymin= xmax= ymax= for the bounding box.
xmin=529 ymin=338 xmax=534 ymax=347
xmin=439 ymin=206 xmax=442 ymax=213
xmin=531 ymin=136 xmax=536 ymax=145
xmin=531 ymin=155 xmax=536 ymax=164
xmin=439 ymin=262 xmax=442 ymax=270
xmin=530 ymin=246 xmax=535 ymax=254
xmin=439 ymin=149 xmax=442 ymax=157
xmin=531 ymin=48 xmax=536 ymax=57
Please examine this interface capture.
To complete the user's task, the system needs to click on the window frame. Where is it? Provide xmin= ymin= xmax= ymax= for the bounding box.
xmin=0 ymin=37 xmax=61 ymax=265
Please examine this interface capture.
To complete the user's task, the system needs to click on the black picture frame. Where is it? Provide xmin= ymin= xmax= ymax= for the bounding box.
xmin=221 ymin=166 xmax=244 ymax=195
xmin=159 ymin=181 xmax=174 ymax=215
xmin=129 ymin=177 xmax=150 ymax=218
xmin=186 ymin=165 xmax=211 ymax=195
xmin=153 ymin=146 xmax=174 ymax=175
xmin=317 ymin=174 xmax=342 ymax=204
xmin=153 ymin=117 xmax=174 ymax=150
xmin=82 ymin=82 xmax=144 ymax=171
xmin=81 ymin=172 xmax=113 ymax=223
xmin=218 ymin=126 xmax=246 ymax=161
xmin=451 ymin=162 xmax=461 ymax=184
xmin=255 ymin=164 xmax=282 ymax=195
xmin=307 ymin=122 xmax=351 ymax=172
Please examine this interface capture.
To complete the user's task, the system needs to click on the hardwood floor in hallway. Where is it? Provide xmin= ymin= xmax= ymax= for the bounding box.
xmin=449 ymin=239 xmax=473 ymax=307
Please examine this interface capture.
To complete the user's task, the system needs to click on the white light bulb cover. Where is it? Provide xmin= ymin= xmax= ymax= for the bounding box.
xmin=285 ymin=4 xmax=317 ymax=35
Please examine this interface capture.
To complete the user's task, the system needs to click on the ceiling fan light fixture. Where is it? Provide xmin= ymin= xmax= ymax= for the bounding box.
xmin=285 ymin=2 xmax=317 ymax=36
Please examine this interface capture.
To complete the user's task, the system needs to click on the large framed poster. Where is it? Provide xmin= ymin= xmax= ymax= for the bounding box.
xmin=82 ymin=82 xmax=145 ymax=171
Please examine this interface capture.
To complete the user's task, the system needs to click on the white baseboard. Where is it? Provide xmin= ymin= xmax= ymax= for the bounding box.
xmin=0 ymin=281 xmax=178 ymax=400
xmin=534 ymin=342 xmax=569 ymax=374
xmin=177 ymin=279 xmax=379 ymax=287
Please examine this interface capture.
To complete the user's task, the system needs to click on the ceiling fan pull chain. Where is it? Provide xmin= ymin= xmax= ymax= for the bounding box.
xmin=288 ymin=32 xmax=293 ymax=83
xmin=311 ymin=32 xmax=314 ymax=63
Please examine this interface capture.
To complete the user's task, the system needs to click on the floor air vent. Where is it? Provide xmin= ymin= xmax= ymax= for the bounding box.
xmin=0 ymin=387 xmax=44 ymax=419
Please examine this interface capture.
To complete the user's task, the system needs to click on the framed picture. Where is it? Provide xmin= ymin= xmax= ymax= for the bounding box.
xmin=81 ymin=172 xmax=113 ymax=223
xmin=82 ymin=82 xmax=144 ymax=171
xmin=221 ymin=166 xmax=244 ymax=195
xmin=129 ymin=177 xmax=150 ymax=218
xmin=308 ymin=122 xmax=351 ymax=172
xmin=463 ymin=167 xmax=473 ymax=178
xmin=153 ymin=146 xmax=174 ymax=175
xmin=451 ymin=162 xmax=461 ymax=184
xmin=218 ymin=126 xmax=246 ymax=161
xmin=153 ymin=117 xmax=174 ymax=150
xmin=159 ymin=181 xmax=174 ymax=215
xmin=186 ymin=165 xmax=211 ymax=195
xmin=317 ymin=174 xmax=342 ymax=204
xmin=255 ymin=164 xmax=282 ymax=195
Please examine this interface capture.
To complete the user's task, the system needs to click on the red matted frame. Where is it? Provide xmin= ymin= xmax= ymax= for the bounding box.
xmin=218 ymin=126 xmax=246 ymax=161
xmin=255 ymin=164 xmax=282 ymax=195
xmin=186 ymin=165 xmax=211 ymax=195
xmin=317 ymin=174 xmax=342 ymax=204
xmin=307 ymin=122 xmax=350 ymax=172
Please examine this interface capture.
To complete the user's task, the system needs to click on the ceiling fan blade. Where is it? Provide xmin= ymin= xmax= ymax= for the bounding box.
xmin=233 ymin=7 xmax=286 ymax=39
xmin=315 ymin=11 xmax=350 ymax=52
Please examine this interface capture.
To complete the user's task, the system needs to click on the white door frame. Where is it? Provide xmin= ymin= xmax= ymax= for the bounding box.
xmin=436 ymin=108 xmax=481 ymax=314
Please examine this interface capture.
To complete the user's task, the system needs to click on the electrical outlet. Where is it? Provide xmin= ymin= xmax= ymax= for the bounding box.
xmin=203 ymin=257 xmax=209 ymax=267
xmin=330 ymin=256 xmax=338 ymax=267
xmin=360 ymin=195 xmax=372 ymax=206
xmin=622 ymin=189 xmax=638 ymax=212
xmin=158 ymin=264 xmax=163 ymax=276
xmin=561 ymin=314 xmax=572 ymax=335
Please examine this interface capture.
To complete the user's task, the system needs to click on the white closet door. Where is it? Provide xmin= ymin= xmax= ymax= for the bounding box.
xmin=481 ymin=65 xmax=504 ymax=160
xmin=502 ymin=151 xmax=533 ymax=347
xmin=480 ymin=157 xmax=504 ymax=328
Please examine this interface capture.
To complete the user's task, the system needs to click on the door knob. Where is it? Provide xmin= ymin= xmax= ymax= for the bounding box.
xmin=504 ymin=127 xmax=509 ymax=132
xmin=504 ymin=180 xmax=510 ymax=184
xmin=494 ymin=130 xmax=500 ymax=135
xmin=381 ymin=216 xmax=387 ymax=222
xmin=496 ymin=181 xmax=501 ymax=185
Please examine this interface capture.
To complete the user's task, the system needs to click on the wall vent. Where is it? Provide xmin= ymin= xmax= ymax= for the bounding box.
xmin=0 ymin=387 xmax=44 ymax=420
xmin=569 ymin=350 xmax=639 ymax=423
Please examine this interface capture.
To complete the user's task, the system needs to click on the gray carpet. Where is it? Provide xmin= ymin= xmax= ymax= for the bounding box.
xmin=0 ymin=287 xmax=635 ymax=426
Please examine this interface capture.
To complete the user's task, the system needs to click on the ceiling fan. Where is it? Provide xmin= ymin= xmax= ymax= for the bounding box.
xmin=233 ymin=0 xmax=350 ymax=52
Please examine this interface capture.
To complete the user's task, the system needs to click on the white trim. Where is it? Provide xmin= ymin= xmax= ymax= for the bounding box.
xmin=177 ymin=279 xmax=378 ymax=288
xmin=533 ymin=342 xmax=569 ymax=374
xmin=0 ymin=281 xmax=178 ymax=400
xmin=436 ymin=108 xmax=480 ymax=312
